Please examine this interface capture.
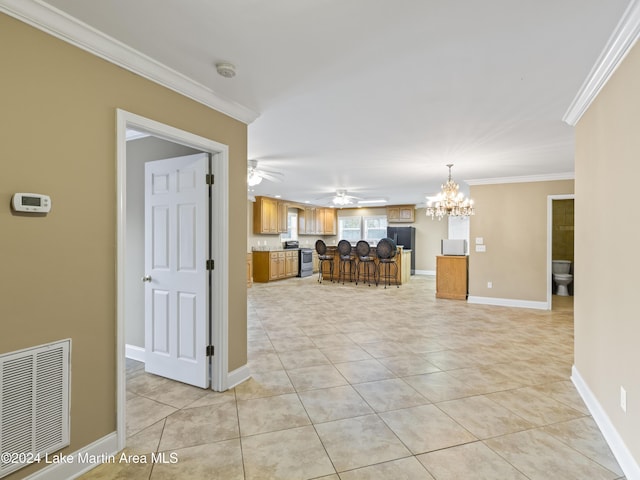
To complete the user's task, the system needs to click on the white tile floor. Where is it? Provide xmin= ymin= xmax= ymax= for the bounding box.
xmin=79 ymin=275 xmax=625 ymax=480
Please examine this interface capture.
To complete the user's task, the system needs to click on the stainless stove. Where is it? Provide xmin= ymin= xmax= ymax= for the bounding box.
xmin=283 ymin=241 xmax=313 ymax=277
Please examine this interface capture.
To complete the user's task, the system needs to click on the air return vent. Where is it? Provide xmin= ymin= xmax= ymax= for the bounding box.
xmin=0 ymin=340 xmax=70 ymax=478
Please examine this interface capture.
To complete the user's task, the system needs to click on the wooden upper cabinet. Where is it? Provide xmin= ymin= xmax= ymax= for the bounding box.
xmin=316 ymin=208 xmax=325 ymax=234
xmin=253 ymin=196 xmax=278 ymax=234
xmin=277 ymin=200 xmax=288 ymax=234
xmin=304 ymin=207 xmax=316 ymax=234
xmin=323 ymin=209 xmax=336 ymax=235
xmin=296 ymin=207 xmax=336 ymax=235
xmin=297 ymin=207 xmax=306 ymax=234
xmin=387 ymin=205 xmax=415 ymax=223
xmin=255 ymin=197 xmax=337 ymax=236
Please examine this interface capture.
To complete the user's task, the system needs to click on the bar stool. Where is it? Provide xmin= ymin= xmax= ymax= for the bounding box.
xmin=337 ymin=240 xmax=356 ymax=284
xmin=376 ymin=237 xmax=399 ymax=289
xmin=355 ymin=240 xmax=377 ymax=286
xmin=315 ymin=239 xmax=334 ymax=283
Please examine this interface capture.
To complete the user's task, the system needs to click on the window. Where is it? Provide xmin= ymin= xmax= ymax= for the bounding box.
xmin=338 ymin=216 xmax=361 ymax=243
xmin=280 ymin=211 xmax=298 ymax=241
xmin=364 ymin=215 xmax=387 ymax=244
xmin=338 ymin=215 xmax=388 ymax=244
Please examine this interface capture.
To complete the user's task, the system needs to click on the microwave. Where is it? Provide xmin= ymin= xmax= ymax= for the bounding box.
xmin=441 ymin=239 xmax=467 ymax=256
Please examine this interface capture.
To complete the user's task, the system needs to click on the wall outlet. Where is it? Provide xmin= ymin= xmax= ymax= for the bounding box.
xmin=475 ymin=237 xmax=484 ymax=245
xmin=487 ymin=281 xmax=492 ymax=288
xmin=621 ymin=386 xmax=627 ymax=412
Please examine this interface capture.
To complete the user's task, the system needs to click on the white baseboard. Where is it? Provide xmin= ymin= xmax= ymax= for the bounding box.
xmin=415 ymin=270 xmax=435 ymax=276
xmin=572 ymin=365 xmax=640 ymax=479
xmin=125 ymin=344 xmax=145 ymax=362
xmin=124 ymin=344 xmax=249 ymax=392
xmin=226 ymin=364 xmax=251 ymax=390
xmin=22 ymin=432 xmax=118 ymax=480
xmin=467 ymin=295 xmax=549 ymax=310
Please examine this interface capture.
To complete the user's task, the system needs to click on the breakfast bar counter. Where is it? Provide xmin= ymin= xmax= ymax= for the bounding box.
xmin=321 ymin=245 xmax=411 ymax=285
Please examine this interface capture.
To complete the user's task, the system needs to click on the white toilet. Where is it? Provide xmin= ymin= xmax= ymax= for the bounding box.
xmin=552 ymin=260 xmax=573 ymax=296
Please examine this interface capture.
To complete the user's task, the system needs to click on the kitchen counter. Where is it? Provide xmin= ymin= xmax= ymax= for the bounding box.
xmin=322 ymin=245 xmax=411 ymax=285
xmin=252 ymin=249 xmax=300 ymax=282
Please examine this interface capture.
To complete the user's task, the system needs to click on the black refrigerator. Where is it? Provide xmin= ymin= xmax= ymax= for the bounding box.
xmin=387 ymin=226 xmax=416 ymax=274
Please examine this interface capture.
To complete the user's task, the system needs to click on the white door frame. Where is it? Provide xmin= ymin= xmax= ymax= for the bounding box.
xmin=115 ymin=109 xmax=230 ymax=450
xmin=547 ymin=194 xmax=575 ymax=308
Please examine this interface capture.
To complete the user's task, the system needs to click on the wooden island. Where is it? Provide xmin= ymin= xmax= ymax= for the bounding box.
xmin=321 ymin=245 xmax=411 ymax=286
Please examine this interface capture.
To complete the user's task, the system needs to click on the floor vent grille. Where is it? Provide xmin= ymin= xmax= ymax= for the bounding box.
xmin=0 ymin=340 xmax=70 ymax=478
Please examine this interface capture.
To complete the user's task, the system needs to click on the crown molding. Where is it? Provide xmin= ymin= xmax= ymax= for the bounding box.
xmin=0 ymin=0 xmax=259 ymax=124
xmin=466 ymin=172 xmax=574 ymax=186
xmin=563 ymin=0 xmax=640 ymax=126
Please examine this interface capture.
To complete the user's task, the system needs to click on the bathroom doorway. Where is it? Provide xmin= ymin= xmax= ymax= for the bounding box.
xmin=547 ymin=194 xmax=575 ymax=309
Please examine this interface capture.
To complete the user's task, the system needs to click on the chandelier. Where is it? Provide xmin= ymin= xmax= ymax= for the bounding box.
xmin=426 ymin=164 xmax=475 ymax=220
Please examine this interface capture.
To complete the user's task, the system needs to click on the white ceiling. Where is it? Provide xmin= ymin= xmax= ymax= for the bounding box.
xmin=40 ymin=0 xmax=630 ymax=205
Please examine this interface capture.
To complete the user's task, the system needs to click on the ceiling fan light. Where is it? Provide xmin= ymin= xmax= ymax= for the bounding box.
xmin=247 ymin=171 xmax=262 ymax=186
xmin=332 ymin=196 xmax=351 ymax=205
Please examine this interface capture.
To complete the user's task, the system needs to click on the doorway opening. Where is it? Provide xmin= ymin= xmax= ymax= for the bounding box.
xmin=116 ymin=109 xmax=230 ymax=450
xmin=547 ymin=194 xmax=575 ymax=309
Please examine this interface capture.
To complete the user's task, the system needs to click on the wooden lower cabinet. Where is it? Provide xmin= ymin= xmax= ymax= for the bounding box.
xmin=253 ymin=250 xmax=299 ymax=282
xmin=436 ymin=255 xmax=468 ymax=299
xmin=247 ymin=253 xmax=253 ymax=288
xmin=269 ymin=252 xmax=285 ymax=280
xmin=285 ymin=250 xmax=299 ymax=277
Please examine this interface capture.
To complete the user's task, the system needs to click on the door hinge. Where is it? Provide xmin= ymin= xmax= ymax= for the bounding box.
xmin=206 ymin=173 xmax=214 ymax=185
xmin=206 ymin=345 xmax=215 ymax=356
xmin=206 ymin=259 xmax=215 ymax=270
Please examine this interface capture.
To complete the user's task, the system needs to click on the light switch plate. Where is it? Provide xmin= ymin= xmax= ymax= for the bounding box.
xmin=476 ymin=245 xmax=486 ymax=252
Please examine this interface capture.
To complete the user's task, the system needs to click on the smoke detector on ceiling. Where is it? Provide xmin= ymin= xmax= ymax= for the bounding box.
xmin=215 ymin=62 xmax=236 ymax=78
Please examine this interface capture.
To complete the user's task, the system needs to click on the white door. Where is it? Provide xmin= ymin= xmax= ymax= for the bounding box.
xmin=144 ymin=153 xmax=210 ymax=388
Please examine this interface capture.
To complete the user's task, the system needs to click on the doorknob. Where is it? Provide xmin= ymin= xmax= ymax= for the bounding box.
xmin=141 ymin=275 xmax=152 ymax=282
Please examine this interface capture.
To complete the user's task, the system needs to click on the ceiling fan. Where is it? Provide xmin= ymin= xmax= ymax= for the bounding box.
xmin=247 ymin=159 xmax=284 ymax=186
xmin=316 ymin=189 xmax=364 ymax=206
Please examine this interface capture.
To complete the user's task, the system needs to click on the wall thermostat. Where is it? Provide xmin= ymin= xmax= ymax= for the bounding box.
xmin=11 ymin=193 xmax=52 ymax=213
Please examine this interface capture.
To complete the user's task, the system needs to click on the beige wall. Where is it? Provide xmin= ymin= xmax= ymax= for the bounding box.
xmin=414 ymin=207 xmax=449 ymax=272
xmin=468 ymin=180 xmax=574 ymax=302
xmin=575 ymin=41 xmax=640 ymax=464
xmin=0 ymin=14 xmax=247 ymax=478
xmin=552 ymin=199 xmax=575 ymax=264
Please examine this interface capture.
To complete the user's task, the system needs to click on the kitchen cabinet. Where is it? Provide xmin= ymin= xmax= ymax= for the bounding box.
xmin=298 ymin=207 xmax=316 ymax=234
xmin=320 ymin=208 xmax=336 ymax=235
xmin=269 ymin=252 xmax=286 ymax=280
xmin=285 ymin=250 xmax=299 ymax=277
xmin=252 ymin=250 xmax=299 ymax=282
xmin=304 ymin=207 xmax=316 ymax=234
xmin=253 ymin=196 xmax=278 ymax=234
xmin=247 ymin=253 xmax=253 ymax=288
xmin=387 ymin=205 xmax=415 ymax=223
xmin=316 ymin=208 xmax=326 ymax=234
xmin=298 ymin=207 xmax=336 ymax=235
xmin=436 ymin=255 xmax=468 ymax=300
xmin=277 ymin=200 xmax=288 ymax=233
